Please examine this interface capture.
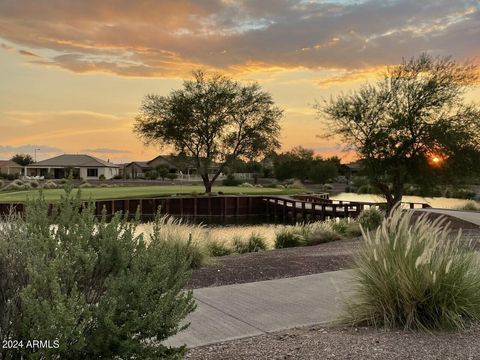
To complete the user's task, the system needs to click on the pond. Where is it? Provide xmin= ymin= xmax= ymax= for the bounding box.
xmin=331 ymin=192 xmax=480 ymax=210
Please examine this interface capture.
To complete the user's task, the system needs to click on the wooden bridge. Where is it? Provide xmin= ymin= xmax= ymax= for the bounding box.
xmin=0 ymin=193 xmax=431 ymax=224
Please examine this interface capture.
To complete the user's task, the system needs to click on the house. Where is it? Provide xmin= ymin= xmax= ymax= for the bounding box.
xmin=25 ymin=154 xmax=120 ymax=180
xmin=124 ymin=155 xmax=219 ymax=179
xmin=0 ymin=160 xmax=23 ymax=176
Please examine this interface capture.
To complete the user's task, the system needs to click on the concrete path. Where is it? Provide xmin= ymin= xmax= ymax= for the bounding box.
xmin=166 ymin=270 xmax=354 ymax=349
xmin=416 ymin=208 xmax=480 ymax=227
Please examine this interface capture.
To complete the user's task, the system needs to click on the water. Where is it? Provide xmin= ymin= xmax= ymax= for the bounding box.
xmin=331 ymin=193 xmax=480 ymax=210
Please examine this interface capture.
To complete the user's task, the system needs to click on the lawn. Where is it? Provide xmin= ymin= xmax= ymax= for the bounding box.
xmin=0 ymin=185 xmax=300 ymax=202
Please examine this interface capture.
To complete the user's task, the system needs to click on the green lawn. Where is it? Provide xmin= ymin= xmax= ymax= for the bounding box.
xmin=0 ymin=185 xmax=300 ymax=202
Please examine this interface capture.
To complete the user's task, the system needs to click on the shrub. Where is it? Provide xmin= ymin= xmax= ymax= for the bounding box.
xmin=99 ymin=174 xmax=106 ymax=180
xmin=240 ymin=182 xmax=254 ymax=187
xmin=206 ymin=239 xmax=233 ymax=257
xmin=304 ymin=222 xmax=342 ymax=246
xmin=222 ymin=174 xmax=241 ymax=186
xmin=458 ymin=201 xmax=480 ymax=211
xmin=287 ymin=179 xmax=305 ymax=189
xmin=357 ymin=208 xmax=383 ymax=231
xmin=0 ymin=179 xmax=4 ymax=189
xmin=3 ymin=183 xmax=22 ymax=191
xmin=233 ymin=233 xmax=267 ymax=253
xmin=42 ymin=181 xmax=58 ymax=189
xmin=274 ymin=226 xmax=306 ymax=248
xmin=343 ymin=207 xmax=480 ymax=330
xmin=99 ymin=183 xmax=111 ymax=188
xmin=21 ymin=183 xmax=32 ymax=190
xmin=29 ymin=180 xmax=40 ymax=188
xmin=79 ymin=182 xmax=93 ymax=188
xmin=12 ymin=179 xmax=24 ymax=186
xmin=0 ymin=187 xmax=195 ymax=359
xmin=165 ymin=173 xmax=178 ymax=180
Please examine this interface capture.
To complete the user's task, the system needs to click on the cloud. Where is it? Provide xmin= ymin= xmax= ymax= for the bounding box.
xmin=0 ymin=42 xmax=14 ymax=51
xmin=0 ymin=144 xmax=63 ymax=157
xmin=0 ymin=0 xmax=477 ymax=77
xmin=18 ymin=49 xmax=40 ymax=57
xmin=82 ymin=147 xmax=129 ymax=154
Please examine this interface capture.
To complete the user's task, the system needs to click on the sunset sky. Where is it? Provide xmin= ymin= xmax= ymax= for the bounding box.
xmin=1 ymin=0 xmax=479 ymax=163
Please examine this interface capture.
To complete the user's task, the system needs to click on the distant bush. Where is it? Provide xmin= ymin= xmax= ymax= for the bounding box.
xmin=331 ymin=218 xmax=362 ymax=238
xmin=344 ymin=207 xmax=480 ymax=330
xmin=21 ymin=183 xmax=32 ymax=191
xmin=99 ymin=183 xmax=110 ymax=188
xmin=165 ymin=173 xmax=178 ymax=180
xmin=446 ymin=188 xmax=476 ymax=199
xmin=287 ymin=179 xmax=305 ymax=189
xmin=0 ymin=180 xmax=4 ymax=189
xmin=99 ymin=174 xmax=106 ymax=180
xmin=457 ymin=201 xmax=480 ymax=212
xmin=12 ymin=179 xmax=24 ymax=186
xmin=233 ymin=233 xmax=267 ymax=253
xmin=357 ymin=208 xmax=383 ymax=231
xmin=3 ymin=183 xmax=22 ymax=191
xmin=29 ymin=180 xmax=40 ymax=188
xmin=240 ymin=182 xmax=254 ymax=187
xmin=79 ymin=182 xmax=93 ymax=188
xmin=206 ymin=239 xmax=233 ymax=257
xmin=222 ymin=174 xmax=241 ymax=186
xmin=42 ymin=181 xmax=58 ymax=189
xmin=0 ymin=188 xmax=195 ymax=359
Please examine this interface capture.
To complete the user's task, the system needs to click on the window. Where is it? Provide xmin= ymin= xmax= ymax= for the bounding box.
xmin=87 ymin=168 xmax=98 ymax=177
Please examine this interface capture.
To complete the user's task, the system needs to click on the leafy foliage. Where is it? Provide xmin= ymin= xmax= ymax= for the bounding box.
xmin=321 ymin=54 xmax=480 ymax=212
xmin=135 ymin=70 xmax=283 ymax=193
xmin=0 ymin=187 xmax=195 ymax=359
xmin=11 ymin=153 xmax=34 ymax=166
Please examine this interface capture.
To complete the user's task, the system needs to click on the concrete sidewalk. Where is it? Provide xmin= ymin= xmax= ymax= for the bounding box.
xmin=415 ymin=208 xmax=480 ymax=227
xmin=166 ymin=270 xmax=355 ymax=348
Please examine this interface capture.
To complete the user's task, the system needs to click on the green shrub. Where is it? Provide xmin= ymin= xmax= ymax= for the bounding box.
xmin=165 ymin=173 xmax=178 ymax=180
xmin=240 ymin=182 xmax=254 ymax=187
xmin=222 ymin=174 xmax=241 ymax=186
xmin=357 ymin=208 xmax=383 ymax=231
xmin=0 ymin=179 xmax=4 ymax=189
xmin=0 ymin=187 xmax=195 ymax=359
xmin=99 ymin=174 xmax=106 ymax=180
xmin=343 ymin=207 xmax=480 ymax=330
xmin=233 ymin=233 xmax=267 ymax=253
xmin=274 ymin=226 xmax=305 ymax=248
xmin=287 ymin=179 xmax=305 ymax=189
xmin=206 ymin=239 xmax=233 ymax=257
xmin=79 ymin=182 xmax=93 ymax=188
xmin=99 ymin=183 xmax=110 ymax=188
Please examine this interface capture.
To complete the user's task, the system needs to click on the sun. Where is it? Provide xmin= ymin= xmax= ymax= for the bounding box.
xmin=429 ymin=154 xmax=444 ymax=167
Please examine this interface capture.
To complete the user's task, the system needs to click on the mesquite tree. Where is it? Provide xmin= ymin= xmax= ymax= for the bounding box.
xmin=319 ymin=54 xmax=480 ymax=213
xmin=135 ymin=70 xmax=283 ymax=193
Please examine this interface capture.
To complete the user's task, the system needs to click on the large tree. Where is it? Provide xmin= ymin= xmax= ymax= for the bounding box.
xmin=319 ymin=54 xmax=480 ymax=213
xmin=135 ymin=70 xmax=283 ymax=193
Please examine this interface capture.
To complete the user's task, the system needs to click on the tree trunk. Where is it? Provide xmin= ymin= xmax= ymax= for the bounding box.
xmin=386 ymin=180 xmax=404 ymax=216
xmin=201 ymin=175 xmax=212 ymax=194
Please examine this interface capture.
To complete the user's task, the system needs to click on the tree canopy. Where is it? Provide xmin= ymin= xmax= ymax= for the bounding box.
xmin=11 ymin=153 xmax=34 ymax=166
xmin=135 ymin=70 xmax=283 ymax=193
xmin=319 ymin=54 xmax=480 ymax=212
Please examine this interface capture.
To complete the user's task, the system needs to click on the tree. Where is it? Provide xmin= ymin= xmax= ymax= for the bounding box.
xmin=273 ymin=146 xmax=314 ymax=180
xmin=319 ymin=54 xmax=480 ymax=213
xmin=135 ymin=70 xmax=283 ymax=193
xmin=156 ymin=165 xmax=170 ymax=180
xmin=11 ymin=153 xmax=33 ymax=166
xmin=308 ymin=159 xmax=339 ymax=184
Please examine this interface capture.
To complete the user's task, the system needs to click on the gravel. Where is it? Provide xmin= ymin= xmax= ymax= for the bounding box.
xmin=187 ymin=324 xmax=480 ymax=360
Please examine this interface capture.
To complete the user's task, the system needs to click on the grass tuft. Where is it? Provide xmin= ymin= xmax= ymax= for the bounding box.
xmin=343 ymin=206 xmax=480 ymax=331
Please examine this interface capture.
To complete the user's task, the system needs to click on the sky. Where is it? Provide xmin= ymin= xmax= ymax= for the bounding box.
xmin=0 ymin=0 xmax=479 ymax=163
